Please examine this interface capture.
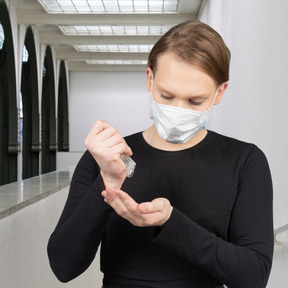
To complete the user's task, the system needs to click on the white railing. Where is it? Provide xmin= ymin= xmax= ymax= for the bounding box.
xmin=274 ymin=223 xmax=288 ymax=244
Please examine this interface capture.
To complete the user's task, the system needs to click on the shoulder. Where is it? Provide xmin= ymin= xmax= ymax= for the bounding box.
xmin=207 ymin=130 xmax=262 ymax=155
xmin=208 ymin=131 xmax=271 ymax=178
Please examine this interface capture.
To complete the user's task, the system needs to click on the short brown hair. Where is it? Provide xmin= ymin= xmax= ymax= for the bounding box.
xmin=147 ymin=21 xmax=231 ymax=85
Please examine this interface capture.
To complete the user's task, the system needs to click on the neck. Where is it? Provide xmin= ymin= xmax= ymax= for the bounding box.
xmin=143 ymin=125 xmax=208 ymax=151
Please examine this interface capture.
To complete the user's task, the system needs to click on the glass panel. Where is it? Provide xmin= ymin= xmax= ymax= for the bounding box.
xmin=163 ymin=0 xmax=178 ymax=12
xmin=46 ymin=4 xmax=63 ymax=12
xmin=99 ymin=26 xmax=113 ymax=34
xmin=87 ymin=25 xmax=101 ymax=34
xmin=118 ymin=0 xmax=133 ymax=12
xmin=137 ymin=26 xmax=149 ymax=34
xmin=62 ymin=26 xmax=77 ymax=34
xmin=125 ymin=26 xmax=137 ymax=34
xmin=103 ymin=0 xmax=119 ymax=12
xmin=75 ymin=26 xmax=88 ymax=33
xmin=112 ymin=25 xmax=125 ymax=34
xmin=108 ymin=45 xmax=118 ymax=52
xmin=118 ymin=45 xmax=129 ymax=52
xmin=129 ymin=45 xmax=139 ymax=52
xmin=149 ymin=0 xmax=163 ymax=12
xmin=88 ymin=0 xmax=105 ymax=12
xmin=134 ymin=0 xmax=148 ymax=12
xmin=150 ymin=26 xmax=161 ymax=34
xmin=0 ymin=22 xmax=4 ymax=50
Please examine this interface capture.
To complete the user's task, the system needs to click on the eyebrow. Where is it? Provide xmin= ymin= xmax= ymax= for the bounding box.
xmin=158 ymin=85 xmax=211 ymax=99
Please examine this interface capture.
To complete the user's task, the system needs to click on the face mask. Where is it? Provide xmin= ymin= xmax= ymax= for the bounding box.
xmin=149 ymin=91 xmax=217 ymax=144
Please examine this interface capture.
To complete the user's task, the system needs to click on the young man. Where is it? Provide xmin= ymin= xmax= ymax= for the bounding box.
xmin=48 ymin=21 xmax=273 ymax=288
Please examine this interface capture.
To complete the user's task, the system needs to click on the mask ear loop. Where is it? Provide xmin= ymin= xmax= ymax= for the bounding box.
xmin=209 ymin=87 xmax=219 ymax=109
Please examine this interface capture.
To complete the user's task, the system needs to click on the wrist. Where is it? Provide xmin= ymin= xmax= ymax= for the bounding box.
xmin=100 ymin=170 xmax=125 ymax=190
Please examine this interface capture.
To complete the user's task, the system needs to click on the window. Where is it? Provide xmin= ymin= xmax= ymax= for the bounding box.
xmin=0 ymin=21 xmax=4 ymax=50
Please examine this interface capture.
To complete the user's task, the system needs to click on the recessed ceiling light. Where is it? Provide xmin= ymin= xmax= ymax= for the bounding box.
xmin=74 ymin=44 xmax=154 ymax=53
xmin=86 ymin=59 xmax=148 ymax=65
xmin=38 ymin=0 xmax=179 ymax=14
xmin=60 ymin=24 xmax=173 ymax=35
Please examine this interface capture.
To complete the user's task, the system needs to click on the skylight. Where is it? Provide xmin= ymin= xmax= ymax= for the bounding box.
xmin=60 ymin=24 xmax=173 ymax=35
xmin=38 ymin=0 xmax=178 ymax=14
xmin=0 ymin=22 xmax=4 ymax=50
xmin=75 ymin=44 xmax=153 ymax=53
xmin=86 ymin=59 xmax=148 ymax=65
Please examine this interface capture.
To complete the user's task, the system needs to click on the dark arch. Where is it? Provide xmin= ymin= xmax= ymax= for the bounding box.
xmin=41 ymin=45 xmax=56 ymax=174
xmin=0 ymin=0 xmax=18 ymax=185
xmin=58 ymin=61 xmax=69 ymax=151
xmin=21 ymin=26 xmax=40 ymax=179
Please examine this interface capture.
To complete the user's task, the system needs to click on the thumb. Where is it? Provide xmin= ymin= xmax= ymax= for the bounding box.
xmin=138 ymin=198 xmax=166 ymax=214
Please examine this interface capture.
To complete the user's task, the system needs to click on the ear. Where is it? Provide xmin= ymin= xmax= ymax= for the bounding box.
xmin=146 ymin=67 xmax=153 ymax=92
xmin=214 ymin=82 xmax=228 ymax=105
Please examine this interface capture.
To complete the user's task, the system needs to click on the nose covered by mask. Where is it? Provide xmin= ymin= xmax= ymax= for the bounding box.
xmin=149 ymin=81 xmax=217 ymax=144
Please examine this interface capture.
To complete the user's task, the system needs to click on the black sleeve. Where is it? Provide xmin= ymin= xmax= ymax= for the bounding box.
xmin=47 ymin=150 xmax=112 ymax=282
xmin=153 ymin=146 xmax=274 ymax=288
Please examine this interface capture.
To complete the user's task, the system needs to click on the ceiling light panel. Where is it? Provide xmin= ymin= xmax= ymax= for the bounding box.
xmin=60 ymin=25 xmax=173 ymax=35
xmin=75 ymin=44 xmax=154 ymax=52
xmin=38 ymin=0 xmax=179 ymax=13
xmin=86 ymin=60 xmax=148 ymax=65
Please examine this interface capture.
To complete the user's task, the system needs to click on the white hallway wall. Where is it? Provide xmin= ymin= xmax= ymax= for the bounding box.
xmin=69 ymin=71 xmax=152 ymax=152
xmin=57 ymin=70 xmax=152 ymax=167
xmin=200 ymin=0 xmax=288 ymax=287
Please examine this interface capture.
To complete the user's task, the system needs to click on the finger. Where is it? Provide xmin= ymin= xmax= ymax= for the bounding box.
xmin=116 ymin=190 xmax=139 ymax=212
xmin=102 ymin=187 xmax=118 ymax=201
xmin=101 ymin=132 xmax=125 ymax=148
xmin=84 ymin=120 xmax=107 ymax=147
xmin=138 ymin=198 xmax=165 ymax=214
xmin=95 ymin=125 xmax=119 ymax=142
xmin=102 ymin=188 xmax=131 ymax=216
xmin=88 ymin=120 xmax=108 ymax=136
xmin=96 ymin=128 xmax=132 ymax=157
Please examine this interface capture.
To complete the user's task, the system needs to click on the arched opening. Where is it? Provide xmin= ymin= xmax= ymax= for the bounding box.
xmin=0 ymin=0 xmax=18 ymax=185
xmin=41 ymin=45 xmax=56 ymax=174
xmin=58 ymin=61 xmax=69 ymax=151
xmin=21 ymin=26 xmax=40 ymax=179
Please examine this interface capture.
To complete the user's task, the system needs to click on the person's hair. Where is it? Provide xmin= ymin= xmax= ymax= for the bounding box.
xmin=147 ymin=20 xmax=231 ymax=85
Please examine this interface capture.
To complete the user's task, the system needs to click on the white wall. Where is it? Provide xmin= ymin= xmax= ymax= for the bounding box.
xmin=200 ymin=0 xmax=288 ymax=230
xmin=69 ymin=71 xmax=152 ymax=152
xmin=199 ymin=1 xmax=288 ymax=287
xmin=0 ymin=187 xmax=103 ymax=288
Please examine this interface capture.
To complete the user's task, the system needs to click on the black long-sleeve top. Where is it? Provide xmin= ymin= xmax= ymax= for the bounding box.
xmin=47 ymin=131 xmax=274 ymax=288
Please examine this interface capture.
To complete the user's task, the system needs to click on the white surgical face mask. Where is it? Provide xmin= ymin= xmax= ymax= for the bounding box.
xmin=149 ymin=87 xmax=218 ymax=144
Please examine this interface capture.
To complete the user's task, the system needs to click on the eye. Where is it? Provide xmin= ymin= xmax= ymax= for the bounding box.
xmin=161 ymin=94 xmax=173 ymax=101
xmin=188 ymin=99 xmax=203 ymax=106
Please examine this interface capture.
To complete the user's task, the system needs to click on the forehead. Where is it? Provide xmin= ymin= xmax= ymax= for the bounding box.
xmin=155 ymin=52 xmax=216 ymax=93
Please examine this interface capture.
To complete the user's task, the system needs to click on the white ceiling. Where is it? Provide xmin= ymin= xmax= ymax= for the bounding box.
xmin=7 ymin=0 xmax=206 ymax=72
